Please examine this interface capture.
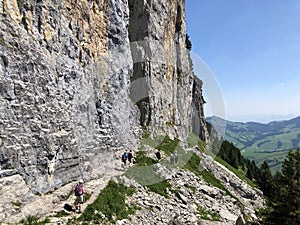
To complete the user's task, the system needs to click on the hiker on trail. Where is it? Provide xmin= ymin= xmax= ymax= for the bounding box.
xmin=174 ymin=150 xmax=178 ymax=164
xmin=128 ymin=150 xmax=133 ymax=166
xmin=170 ymin=152 xmax=175 ymax=165
xmin=155 ymin=150 xmax=162 ymax=162
xmin=121 ymin=152 xmax=128 ymax=168
xmin=74 ymin=179 xmax=84 ymax=213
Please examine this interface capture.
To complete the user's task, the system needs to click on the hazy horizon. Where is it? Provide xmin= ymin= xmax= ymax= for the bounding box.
xmin=205 ymin=113 xmax=298 ymax=124
xmin=186 ymin=0 xmax=300 ymax=123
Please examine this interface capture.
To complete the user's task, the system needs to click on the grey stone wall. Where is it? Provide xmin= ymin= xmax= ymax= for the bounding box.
xmin=0 ymin=0 xmax=140 ymax=194
xmin=0 ymin=0 xmax=206 ymax=195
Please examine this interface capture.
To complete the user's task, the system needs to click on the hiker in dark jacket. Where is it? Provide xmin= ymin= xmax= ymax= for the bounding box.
xmin=121 ymin=152 xmax=128 ymax=169
xmin=128 ymin=150 xmax=133 ymax=166
xmin=156 ymin=150 xmax=162 ymax=161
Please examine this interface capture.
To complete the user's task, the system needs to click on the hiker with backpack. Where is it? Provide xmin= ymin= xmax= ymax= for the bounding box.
xmin=74 ymin=179 xmax=85 ymax=213
xmin=121 ymin=152 xmax=128 ymax=169
xmin=128 ymin=150 xmax=133 ymax=166
xmin=155 ymin=150 xmax=162 ymax=162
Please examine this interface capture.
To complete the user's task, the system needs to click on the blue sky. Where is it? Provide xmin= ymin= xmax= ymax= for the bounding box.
xmin=186 ymin=0 xmax=300 ymax=123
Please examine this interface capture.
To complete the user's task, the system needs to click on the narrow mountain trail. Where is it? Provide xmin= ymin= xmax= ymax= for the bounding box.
xmin=46 ymin=175 xmax=113 ymax=225
xmin=46 ymin=151 xmax=126 ymax=225
xmin=1 ymin=151 xmax=126 ymax=225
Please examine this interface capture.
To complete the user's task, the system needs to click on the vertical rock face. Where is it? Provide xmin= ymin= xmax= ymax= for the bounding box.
xmin=129 ymin=0 xmax=204 ymax=142
xmin=0 ymin=0 xmax=206 ymax=195
xmin=192 ymin=76 xmax=209 ymax=141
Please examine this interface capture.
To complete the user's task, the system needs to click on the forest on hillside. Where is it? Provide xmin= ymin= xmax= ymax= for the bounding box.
xmin=217 ymin=140 xmax=300 ymax=225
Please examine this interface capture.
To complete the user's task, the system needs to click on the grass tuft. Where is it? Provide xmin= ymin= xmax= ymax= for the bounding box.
xmin=215 ymin=157 xmax=256 ymax=187
xmin=188 ymin=133 xmax=206 ymax=152
xmin=54 ymin=210 xmax=70 ymax=217
xmin=156 ymin=136 xmax=179 ymax=156
xmin=145 ymin=180 xmax=172 ymax=198
xmin=78 ymin=180 xmax=138 ymax=224
xmin=134 ymin=151 xmax=157 ymax=166
xmin=20 ymin=216 xmax=50 ymax=225
xmin=197 ymin=204 xmax=221 ymax=221
xmin=184 ymin=183 xmax=196 ymax=193
xmin=184 ymin=153 xmax=239 ymax=200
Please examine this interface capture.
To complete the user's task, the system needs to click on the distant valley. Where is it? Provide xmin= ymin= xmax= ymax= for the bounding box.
xmin=206 ymin=116 xmax=300 ymax=173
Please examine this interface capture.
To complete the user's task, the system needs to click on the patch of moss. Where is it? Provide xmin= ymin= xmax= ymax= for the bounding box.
xmin=17 ymin=0 xmax=24 ymax=13
xmin=197 ymin=141 xmax=207 ymax=153
xmin=140 ymin=134 xmax=160 ymax=148
xmin=142 ymin=131 xmax=149 ymax=139
xmin=166 ymin=121 xmax=174 ymax=126
xmin=200 ymin=170 xmax=233 ymax=196
xmin=125 ymin=150 xmax=173 ymax=198
xmin=183 ymin=152 xmax=202 ymax=176
xmin=67 ymin=217 xmax=76 ymax=225
xmin=12 ymin=201 xmax=22 ymax=207
xmin=125 ymin=163 xmax=162 ymax=186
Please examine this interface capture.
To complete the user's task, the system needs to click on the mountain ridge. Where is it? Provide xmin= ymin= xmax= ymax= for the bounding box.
xmin=207 ymin=115 xmax=300 ymax=126
xmin=206 ymin=116 xmax=300 ymax=172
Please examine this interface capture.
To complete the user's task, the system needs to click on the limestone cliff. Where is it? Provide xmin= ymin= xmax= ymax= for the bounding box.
xmin=0 ymin=0 xmax=209 ymax=218
xmin=0 ymin=0 xmax=203 ymax=199
xmin=129 ymin=0 xmax=199 ymax=142
xmin=0 ymin=0 xmax=143 ymax=195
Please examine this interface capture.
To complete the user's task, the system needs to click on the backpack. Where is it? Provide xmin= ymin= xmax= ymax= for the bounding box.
xmin=75 ymin=184 xmax=83 ymax=196
xmin=122 ymin=153 xmax=128 ymax=161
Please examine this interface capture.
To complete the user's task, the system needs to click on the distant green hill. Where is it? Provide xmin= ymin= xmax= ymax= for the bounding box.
xmin=206 ymin=116 xmax=300 ymax=173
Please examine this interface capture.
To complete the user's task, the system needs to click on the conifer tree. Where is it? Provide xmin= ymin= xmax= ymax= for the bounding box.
xmin=260 ymin=151 xmax=300 ymax=225
xmin=256 ymin=161 xmax=273 ymax=197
